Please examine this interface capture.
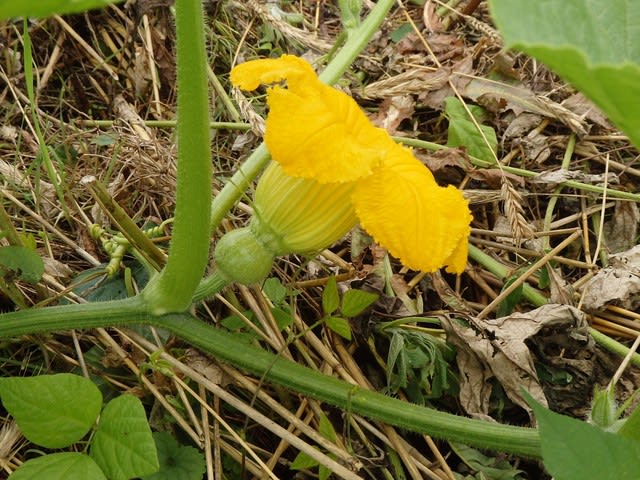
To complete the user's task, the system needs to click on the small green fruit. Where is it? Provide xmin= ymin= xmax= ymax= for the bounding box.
xmin=214 ymin=227 xmax=275 ymax=284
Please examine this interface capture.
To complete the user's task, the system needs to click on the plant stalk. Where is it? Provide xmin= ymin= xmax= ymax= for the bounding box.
xmin=141 ymin=0 xmax=211 ymax=313
xmin=0 ymin=305 xmax=541 ymax=457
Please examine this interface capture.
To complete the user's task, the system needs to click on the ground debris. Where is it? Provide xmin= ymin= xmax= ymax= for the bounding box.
xmin=441 ymin=304 xmax=591 ymax=420
xmin=582 ymin=245 xmax=640 ymax=312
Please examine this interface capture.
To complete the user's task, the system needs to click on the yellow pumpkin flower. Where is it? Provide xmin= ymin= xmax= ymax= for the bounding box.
xmin=217 ymin=54 xmax=471 ymax=283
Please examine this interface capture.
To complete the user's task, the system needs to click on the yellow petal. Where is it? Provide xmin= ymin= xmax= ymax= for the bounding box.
xmin=352 ymin=145 xmax=472 ymax=272
xmin=264 ymin=85 xmax=393 ymax=183
xmin=231 ymin=55 xmax=394 ymax=183
xmin=230 ymin=54 xmax=316 ymax=91
xmin=442 ymin=229 xmax=470 ymax=274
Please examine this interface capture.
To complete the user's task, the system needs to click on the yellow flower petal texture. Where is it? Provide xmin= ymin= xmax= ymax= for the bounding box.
xmin=231 ymin=55 xmax=393 ymax=183
xmin=352 ymin=145 xmax=472 ymax=274
xmin=230 ymin=55 xmax=316 ymax=92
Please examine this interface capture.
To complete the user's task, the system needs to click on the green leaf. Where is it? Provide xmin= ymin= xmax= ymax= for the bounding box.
xmin=0 ymin=373 xmax=102 ymax=448
xmin=0 ymin=0 xmax=122 ymax=19
xmin=319 ymin=464 xmax=332 ymax=480
xmin=496 ymin=278 xmax=524 ymax=317
xmin=325 ymin=316 xmax=352 ymax=340
xmin=318 ymin=411 xmax=338 ymax=443
xmin=450 ymin=443 xmax=523 ymax=480
xmin=617 ymin=402 xmax=640 ymax=442
xmin=141 ymin=432 xmax=206 ymax=480
xmin=290 ymin=451 xmax=319 ymax=470
xmin=10 ymin=452 xmax=107 ymax=480
xmin=390 ymin=23 xmax=412 ymax=43
xmin=488 ymin=0 xmax=640 ymax=150
xmin=262 ymin=277 xmax=288 ymax=305
xmin=90 ymin=395 xmax=159 ymax=480
xmin=526 ymin=391 xmax=640 ymax=480
xmin=322 ymin=276 xmax=340 ymax=315
xmin=0 ymin=246 xmax=44 ymax=284
xmin=444 ymin=97 xmax=497 ymax=162
xmin=386 ymin=331 xmax=405 ymax=385
xmin=341 ymin=289 xmax=378 ymax=317
xmin=588 ymin=385 xmax=619 ymax=430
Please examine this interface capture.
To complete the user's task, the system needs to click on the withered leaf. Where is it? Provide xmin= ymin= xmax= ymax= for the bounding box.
xmin=603 ymin=201 xmax=640 ymax=254
xmin=370 ymin=95 xmax=415 ymax=134
xmin=532 ymin=170 xmax=619 ymax=188
xmin=415 ymin=147 xmax=470 ymax=173
xmin=581 ymin=245 xmax=640 ymax=312
xmin=462 ymin=77 xmax=588 ymax=134
xmin=467 ymin=168 xmax=525 ymax=189
xmin=441 ymin=305 xmax=588 ymax=419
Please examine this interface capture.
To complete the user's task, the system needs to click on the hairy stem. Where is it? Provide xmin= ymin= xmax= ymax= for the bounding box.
xmin=0 ymin=306 xmax=541 ymax=457
xmin=142 ymin=0 xmax=211 ymax=312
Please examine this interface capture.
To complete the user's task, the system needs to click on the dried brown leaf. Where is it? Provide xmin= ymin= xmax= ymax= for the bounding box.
xmin=441 ymin=305 xmax=588 ymax=419
xmin=532 ymin=170 xmax=619 ymax=188
xmin=603 ymin=201 xmax=640 ymax=254
xmin=418 ymin=56 xmax=474 ymax=110
xmin=370 ymin=96 xmax=415 ymax=135
xmin=467 ymin=168 xmax=524 ymax=189
xmin=463 ymin=77 xmax=588 ymax=134
xmin=581 ymin=245 xmax=640 ymax=312
xmin=562 ymin=92 xmax=611 ymax=129
xmin=415 ymin=148 xmax=470 ymax=173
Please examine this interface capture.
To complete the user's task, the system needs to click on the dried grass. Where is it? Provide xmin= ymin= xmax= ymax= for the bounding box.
xmin=1 ymin=1 xmax=640 ymax=479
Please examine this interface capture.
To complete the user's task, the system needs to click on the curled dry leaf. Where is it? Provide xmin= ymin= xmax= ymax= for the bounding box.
xmin=441 ymin=304 xmax=589 ymax=420
xmin=532 ymin=169 xmax=619 ymax=189
xmin=581 ymin=245 xmax=640 ymax=312
xmin=603 ymin=201 xmax=640 ymax=254
xmin=414 ymin=147 xmax=470 ymax=174
xmin=463 ymin=77 xmax=588 ymax=135
xmin=370 ymin=95 xmax=415 ymax=135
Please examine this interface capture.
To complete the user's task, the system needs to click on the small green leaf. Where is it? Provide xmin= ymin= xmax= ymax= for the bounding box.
xmin=0 ymin=373 xmax=102 ymax=448
xmin=588 ymin=385 xmax=619 ymax=430
xmin=10 ymin=452 xmax=107 ymax=480
xmin=325 ymin=316 xmax=352 ymax=340
xmin=341 ymin=289 xmax=378 ymax=317
xmin=496 ymin=278 xmax=524 ymax=317
xmin=616 ymin=402 xmax=640 ymax=442
xmin=386 ymin=332 xmax=405 ymax=384
xmin=91 ymin=134 xmax=116 ymax=147
xmin=262 ymin=277 xmax=288 ymax=305
xmin=142 ymin=432 xmax=206 ymax=480
xmin=0 ymin=245 xmax=44 ymax=284
xmin=526 ymin=391 xmax=640 ymax=480
xmin=318 ymin=411 xmax=337 ymax=443
xmin=271 ymin=306 xmax=294 ymax=330
xmin=319 ymin=464 xmax=332 ymax=480
xmin=390 ymin=23 xmax=413 ymax=43
xmin=322 ymin=276 xmax=340 ymax=315
xmin=90 ymin=395 xmax=159 ymax=480
xmin=290 ymin=451 xmax=319 ymax=470
xmin=449 ymin=443 xmax=523 ymax=480
xmin=444 ymin=97 xmax=497 ymax=162
xmin=0 ymin=0 xmax=122 ymax=19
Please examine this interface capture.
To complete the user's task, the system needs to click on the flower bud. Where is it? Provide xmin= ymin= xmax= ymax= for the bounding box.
xmin=253 ymin=162 xmax=357 ymax=254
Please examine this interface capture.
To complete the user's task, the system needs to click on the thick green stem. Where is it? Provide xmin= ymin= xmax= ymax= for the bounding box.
xmin=142 ymin=0 xmax=211 ymax=313
xmin=0 ymin=306 xmax=541 ymax=457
